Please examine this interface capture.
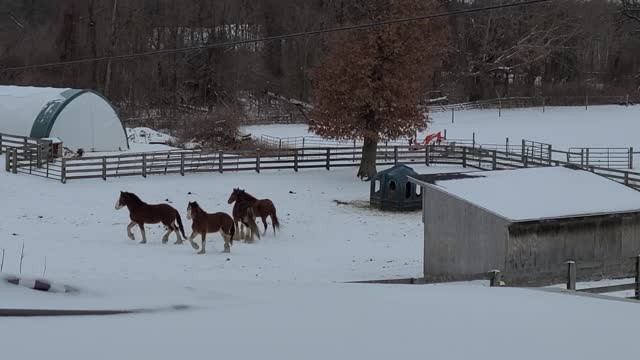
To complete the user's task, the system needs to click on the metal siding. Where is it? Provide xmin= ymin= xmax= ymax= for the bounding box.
xmin=422 ymin=185 xmax=510 ymax=281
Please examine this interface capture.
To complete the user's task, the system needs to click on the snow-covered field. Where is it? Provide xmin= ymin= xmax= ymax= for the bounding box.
xmin=3 ymin=105 xmax=640 ymax=359
xmin=245 ymin=105 xmax=640 ymax=150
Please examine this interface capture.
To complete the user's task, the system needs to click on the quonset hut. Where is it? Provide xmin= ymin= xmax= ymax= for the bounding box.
xmin=0 ymin=86 xmax=129 ymax=152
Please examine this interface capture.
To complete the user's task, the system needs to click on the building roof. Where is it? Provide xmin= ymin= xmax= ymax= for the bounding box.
xmin=410 ymin=166 xmax=640 ymax=222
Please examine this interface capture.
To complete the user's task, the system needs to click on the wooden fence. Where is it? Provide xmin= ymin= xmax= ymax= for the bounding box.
xmin=427 ymin=95 xmax=638 ymax=113
xmin=6 ymin=138 xmax=640 ymax=190
xmin=0 ymin=132 xmax=52 ymax=155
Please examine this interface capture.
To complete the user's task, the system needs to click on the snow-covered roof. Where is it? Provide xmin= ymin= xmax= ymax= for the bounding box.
xmin=0 ymin=86 xmax=69 ymax=136
xmin=412 ymin=166 xmax=640 ymax=222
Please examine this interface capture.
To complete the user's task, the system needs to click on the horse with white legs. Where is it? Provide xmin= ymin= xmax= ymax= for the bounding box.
xmin=186 ymin=201 xmax=235 ymax=254
xmin=115 ymin=191 xmax=186 ymax=244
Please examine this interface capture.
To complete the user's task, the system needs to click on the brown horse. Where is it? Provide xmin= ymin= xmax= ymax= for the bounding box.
xmin=115 ymin=191 xmax=186 ymax=244
xmin=228 ymin=188 xmax=280 ymax=237
xmin=186 ymin=201 xmax=235 ymax=254
xmin=235 ymin=200 xmax=261 ymax=242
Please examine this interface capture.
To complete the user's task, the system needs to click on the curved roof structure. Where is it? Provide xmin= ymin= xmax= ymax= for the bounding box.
xmin=0 ymin=86 xmax=129 ymax=152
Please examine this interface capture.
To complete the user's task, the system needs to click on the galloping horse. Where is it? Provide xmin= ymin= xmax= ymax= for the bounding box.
xmin=235 ymin=200 xmax=261 ymax=242
xmin=115 ymin=191 xmax=186 ymax=244
xmin=227 ymin=188 xmax=280 ymax=237
xmin=186 ymin=201 xmax=235 ymax=254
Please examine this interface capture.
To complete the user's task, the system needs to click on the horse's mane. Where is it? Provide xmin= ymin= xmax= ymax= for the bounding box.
xmin=190 ymin=201 xmax=206 ymax=216
xmin=124 ymin=192 xmax=146 ymax=205
xmin=237 ymin=190 xmax=257 ymax=202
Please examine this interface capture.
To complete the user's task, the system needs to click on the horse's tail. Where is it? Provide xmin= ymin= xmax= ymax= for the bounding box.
xmin=229 ymin=220 xmax=236 ymax=245
xmin=175 ymin=210 xmax=187 ymax=239
xmin=247 ymin=207 xmax=261 ymax=240
xmin=271 ymin=203 xmax=280 ymax=231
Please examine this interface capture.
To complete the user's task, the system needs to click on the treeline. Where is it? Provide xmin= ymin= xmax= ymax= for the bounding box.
xmin=0 ymin=0 xmax=639 ymax=123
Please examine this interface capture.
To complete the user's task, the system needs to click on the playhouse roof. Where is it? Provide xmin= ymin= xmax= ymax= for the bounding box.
xmin=410 ymin=166 xmax=640 ymax=222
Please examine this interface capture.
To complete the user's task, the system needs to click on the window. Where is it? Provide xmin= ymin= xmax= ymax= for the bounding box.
xmin=389 ymin=181 xmax=396 ymax=191
xmin=416 ymin=185 xmax=422 ymax=197
xmin=374 ymin=180 xmax=381 ymax=193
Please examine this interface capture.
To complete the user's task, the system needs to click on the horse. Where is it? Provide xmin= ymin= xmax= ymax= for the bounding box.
xmin=115 ymin=191 xmax=186 ymax=244
xmin=235 ymin=200 xmax=261 ymax=242
xmin=227 ymin=188 xmax=280 ymax=237
xmin=186 ymin=201 xmax=235 ymax=254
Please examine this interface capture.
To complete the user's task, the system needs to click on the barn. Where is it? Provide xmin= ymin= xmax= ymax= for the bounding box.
xmin=410 ymin=166 xmax=640 ymax=285
xmin=0 ymin=85 xmax=129 ymax=152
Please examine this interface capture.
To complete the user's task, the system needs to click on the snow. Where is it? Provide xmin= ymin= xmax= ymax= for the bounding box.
xmin=424 ymin=166 xmax=640 ymax=221
xmin=4 ymin=105 xmax=640 ymax=359
xmin=0 ymin=86 xmax=67 ymax=137
xmin=126 ymin=127 xmax=176 ymax=145
xmin=243 ymin=105 xmax=640 ymax=151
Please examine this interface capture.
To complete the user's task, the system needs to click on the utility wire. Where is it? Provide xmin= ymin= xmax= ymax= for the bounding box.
xmin=0 ymin=0 xmax=551 ymax=72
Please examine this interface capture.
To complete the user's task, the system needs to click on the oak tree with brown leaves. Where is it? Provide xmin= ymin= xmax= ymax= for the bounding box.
xmin=309 ymin=0 xmax=449 ymax=180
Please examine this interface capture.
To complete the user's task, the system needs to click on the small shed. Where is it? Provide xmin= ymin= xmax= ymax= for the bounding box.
xmin=0 ymin=85 xmax=129 ymax=152
xmin=410 ymin=166 xmax=640 ymax=285
xmin=370 ymin=164 xmax=422 ymax=211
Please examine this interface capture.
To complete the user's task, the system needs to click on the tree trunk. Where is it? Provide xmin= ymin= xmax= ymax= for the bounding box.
xmin=104 ymin=0 xmax=119 ymax=98
xmin=357 ymin=138 xmax=378 ymax=181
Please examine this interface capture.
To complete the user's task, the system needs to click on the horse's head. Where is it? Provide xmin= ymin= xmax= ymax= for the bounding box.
xmin=187 ymin=201 xmax=198 ymax=220
xmin=115 ymin=191 xmax=127 ymax=210
xmin=228 ymin=188 xmax=243 ymax=204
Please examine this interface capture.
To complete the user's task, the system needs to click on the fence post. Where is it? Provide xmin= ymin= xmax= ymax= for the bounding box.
xmin=394 ymin=146 xmax=398 ymax=165
xmin=492 ymin=150 xmax=497 ymax=170
xmin=278 ymin=139 xmax=282 ymax=161
xmin=627 ymin=94 xmax=630 ymax=107
xmin=61 ymin=158 xmax=67 ymax=183
xmin=489 ymin=270 xmax=502 ymax=287
xmin=635 ymin=255 xmax=640 ymax=300
xmin=629 ymin=147 xmax=634 ymax=169
xmin=580 ymin=149 xmax=584 ymax=166
xmin=548 ymin=144 xmax=553 ymax=165
xmin=0 ymin=133 xmax=3 ymax=154
xmin=472 ymin=132 xmax=476 ymax=148
xmin=585 ymin=148 xmax=590 ymax=167
xmin=425 ymin=145 xmax=430 ymax=166
xmin=521 ymin=139 xmax=526 ymax=159
xmin=625 ymin=171 xmax=630 ymax=186
xmin=585 ymin=94 xmax=589 ymax=110
xmin=294 ymin=149 xmax=299 ymax=172
xmin=5 ymin=150 xmax=10 ymax=172
xmin=142 ymin=154 xmax=147 ymax=178
xmin=256 ymin=149 xmax=261 ymax=173
xmin=566 ymin=261 xmax=576 ymax=291
xmin=180 ymin=153 xmax=185 ymax=176
xmin=12 ymin=148 xmax=18 ymax=174
xmin=218 ymin=151 xmax=224 ymax=173
xmin=523 ymin=155 xmax=528 ymax=168
xmin=325 ymin=149 xmax=331 ymax=170
xmin=102 ymin=157 xmax=107 ymax=181
xmin=462 ymin=147 xmax=467 ymax=168
xmin=542 ymin=97 xmax=545 ymax=113
xmin=451 ymin=108 xmax=455 ymax=124
xmin=505 ymin=137 xmax=510 ymax=152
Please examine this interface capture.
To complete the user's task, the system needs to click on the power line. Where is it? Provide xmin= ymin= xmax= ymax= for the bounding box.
xmin=1 ymin=0 xmax=551 ymax=72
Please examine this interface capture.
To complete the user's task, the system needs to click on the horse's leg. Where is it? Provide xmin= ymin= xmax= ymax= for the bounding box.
xmin=188 ymin=232 xmax=199 ymax=250
xmin=173 ymin=223 xmax=183 ymax=245
xmin=161 ymin=226 xmax=172 ymax=244
xmin=198 ymin=232 xmax=207 ymax=255
xmin=138 ymin=223 xmax=147 ymax=244
xmin=260 ymin=215 xmax=268 ymax=236
xmin=126 ymin=222 xmax=136 ymax=240
xmin=222 ymin=232 xmax=231 ymax=253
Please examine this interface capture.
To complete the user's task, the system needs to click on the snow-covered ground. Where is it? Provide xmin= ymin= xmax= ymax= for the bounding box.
xmin=4 ymin=105 xmax=640 ymax=359
xmin=245 ymin=105 xmax=640 ymax=150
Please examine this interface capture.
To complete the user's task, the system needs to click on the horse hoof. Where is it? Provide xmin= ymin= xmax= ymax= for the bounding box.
xmin=189 ymin=242 xmax=199 ymax=250
xmin=174 ymin=241 xmax=184 ymax=245
xmin=128 ymin=235 xmax=135 ymax=241
xmin=139 ymin=240 xmax=147 ymax=244
xmin=197 ymin=251 xmax=206 ymax=255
